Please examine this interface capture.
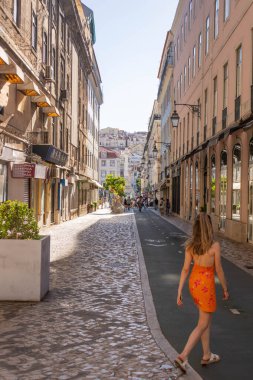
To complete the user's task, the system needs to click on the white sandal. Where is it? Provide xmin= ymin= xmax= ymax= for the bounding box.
xmin=201 ymin=353 xmax=220 ymax=366
xmin=175 ymin=357 xmax=188 ymax=372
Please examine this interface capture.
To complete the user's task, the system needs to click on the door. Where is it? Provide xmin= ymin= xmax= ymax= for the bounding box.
xmin=248 ymin=139 xmax=253 ymax=242
xmin=220 ymin=150 xmax=227 ymax=231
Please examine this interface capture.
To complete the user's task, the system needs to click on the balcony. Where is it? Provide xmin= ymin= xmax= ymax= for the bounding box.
xmin=27 ymin=131 xmax=49 ymax=145
xmin=212 ymin=117 xmax=216 ymax=136
xmin=235 ymin=95 xmax=241 ymax=121
xmin=222 ymin=107 xmax=227 ymax=130
xmin=32 ymin=144 xmax=68 ymax=166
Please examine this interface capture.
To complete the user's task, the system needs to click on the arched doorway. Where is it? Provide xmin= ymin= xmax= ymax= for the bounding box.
xmin=210 ymin=154 xmax=216 ymax=214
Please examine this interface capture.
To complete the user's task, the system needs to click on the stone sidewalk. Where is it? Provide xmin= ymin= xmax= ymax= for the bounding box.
xmin=153 ymin=210 xmax=253 ymax=277
xmin=0 ymin=209 xmax=197 ymax=380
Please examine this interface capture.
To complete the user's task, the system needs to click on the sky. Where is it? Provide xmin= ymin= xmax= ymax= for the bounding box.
xmin=83 ymin=0 xmax=179 ymax=133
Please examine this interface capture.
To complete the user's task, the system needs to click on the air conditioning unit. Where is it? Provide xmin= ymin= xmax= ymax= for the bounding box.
xmin=45 ymin=65 xmax=54 ymax=81
xmin=60 ymin=89 xmax=68 ymax=101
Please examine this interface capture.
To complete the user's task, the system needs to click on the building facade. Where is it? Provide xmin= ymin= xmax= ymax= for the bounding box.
xmin=99 ymin=146 xmax=121 ymax=185
xmin=0 ymin=0 xmax=102 ymax=226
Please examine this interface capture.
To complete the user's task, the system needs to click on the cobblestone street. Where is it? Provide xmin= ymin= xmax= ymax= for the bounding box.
xmin=0 ymin=210 xmax=184 ymax=380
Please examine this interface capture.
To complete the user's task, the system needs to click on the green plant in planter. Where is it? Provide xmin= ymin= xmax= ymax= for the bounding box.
xmin=0 ymin=200 xmax=40 ymax=240
xmin=93 ymin=201 xmax=97 ymax=209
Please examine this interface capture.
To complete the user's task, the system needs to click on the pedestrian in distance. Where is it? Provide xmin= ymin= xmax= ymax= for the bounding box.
xmin=154 ymin=197 xmax=158 ymax=210
xmin=137 ymin=196 xmax=143 ymax=212
xmin=166 ymin=198 xmax=170 ymax=216
xmin=175 ymin=212 xmax=229 ymax=373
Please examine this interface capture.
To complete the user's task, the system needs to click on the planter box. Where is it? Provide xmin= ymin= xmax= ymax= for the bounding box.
xmin=0 ymin=235 xmax=50 ymax=301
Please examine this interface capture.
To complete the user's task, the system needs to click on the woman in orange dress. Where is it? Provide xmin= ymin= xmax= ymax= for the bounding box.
xmin=175 ymin=213 xmax=229 ymax=373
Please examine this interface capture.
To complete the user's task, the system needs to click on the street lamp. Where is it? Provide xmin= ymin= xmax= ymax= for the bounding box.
xmin=152 ymin=140 xmax=171 ymax=159
xmin=171 ymin=100 xmax=201 ymax=128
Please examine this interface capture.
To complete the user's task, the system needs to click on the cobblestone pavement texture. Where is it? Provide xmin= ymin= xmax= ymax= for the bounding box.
xmin=156 ymin=210 xmax=253 ymax=277
xmin=0 ymin=210 xmax=181 ymax=380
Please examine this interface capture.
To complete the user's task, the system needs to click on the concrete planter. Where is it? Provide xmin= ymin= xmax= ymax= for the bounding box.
xmin=0 ymin=235 xmax=50 ymax=301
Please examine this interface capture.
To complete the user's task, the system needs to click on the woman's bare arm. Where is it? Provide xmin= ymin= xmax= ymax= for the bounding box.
xmin=177 ymin=248 xmax=192 ymax=306
xmin=214 ymin=242 xmax=229 ymax=300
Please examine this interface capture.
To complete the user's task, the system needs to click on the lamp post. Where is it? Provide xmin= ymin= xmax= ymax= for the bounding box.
xmin=170 ymin=100 xmax=201 ymax=128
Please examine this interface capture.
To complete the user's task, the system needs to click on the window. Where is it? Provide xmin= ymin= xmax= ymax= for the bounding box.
xmin=110 ymin=160 xmax=115 ymax=167
xmin=42 ymin=32 xmax=48 ymax=64
xmin=192 ymin=45 xmax=196 ymax=77
xmin=60 ymin=57 xmax=65 ymax=89
xmin=188 ymin=56 xmax=191 ymax=86
xmin=177 ymin=80 xmax=180 ymax=101
xmin=204 ymin=89 xmax=208 ymax=126
xmin=101 ymin=170 xmax=106 ymax=177
xmin=181 ymin=25 xmax=184 ymax=50
xmin=213 ymin=76 xmax=218 ymax=116
xmin=184 ymin=65 xmax=187 ymax=92
xmin=13 ymin=0 xmax=20 ymax=26
xmin=198 ymin=33 xmax=202 ymax=67
xmin=52 ymin=48 xmax=56 ymax=79
xmin=205 ymin=16 xmax=210 ymax=55
xmin=236 ymin=45 xmax=242 ymax=97
xmin=101 ymin=160 xmax=106 ymax=167
xmin=60 ymin=13 xmax=65 ymax=44
xmin=223 ymin=63 xmax=228 ymax=108
xmin=177 ymin=36 xmax=179 ymax=59
xmin=189 ymin=0 xmax=193 ymax=30
xmin=180 ymin=73 xmax=183 ymax=98
xmin=232 ymin=144 xmax=241 ymax=220
xmin=31 ymin=10 xmax=37 ymax=51
xmin=60 ymin=123 xmax=64 ymax=150
xmin=184 ymin=14 xmax=187 ymax=41
xmin=224 ymin=0 xmax=230 ymax=21
xmin=214 ymin=0 xmax=219 ymax=39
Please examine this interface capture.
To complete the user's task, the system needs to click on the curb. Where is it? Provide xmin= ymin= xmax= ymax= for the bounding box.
xmin=132 ymin=213 xmax=202 ymax=380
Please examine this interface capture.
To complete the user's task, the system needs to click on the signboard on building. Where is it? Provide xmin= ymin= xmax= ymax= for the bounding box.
xmin=34 ymin=164 xmax=48 ymax=179
xmin=12 ymin=163 xmax=35 ymax=178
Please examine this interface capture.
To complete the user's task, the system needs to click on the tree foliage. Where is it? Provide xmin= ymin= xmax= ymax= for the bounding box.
xmin=136 ymin=176 xmax=141 ymax=193
xmin=103 ymin=174 xmax=126 ymax=197
xmin=0 ymin=200 xmax=40 ymax=240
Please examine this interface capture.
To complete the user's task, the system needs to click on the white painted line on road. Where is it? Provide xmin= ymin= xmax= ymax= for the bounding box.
xmin=229 ymin=308 xmax=240 ymax=315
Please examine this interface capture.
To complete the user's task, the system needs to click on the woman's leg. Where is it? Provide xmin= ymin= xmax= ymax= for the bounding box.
xmin=201 ymin=316 xmax=212 ymax=359
xmin=179 ymin=309 xmax=211 ymax=361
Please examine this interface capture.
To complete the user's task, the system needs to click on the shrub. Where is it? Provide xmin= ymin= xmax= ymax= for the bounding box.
xmin=0 ymin=200 xmax=40 ymax=240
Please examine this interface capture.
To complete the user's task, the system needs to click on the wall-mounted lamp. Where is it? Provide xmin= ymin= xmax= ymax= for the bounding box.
xmin=152 ymin=140 xmax=171 ymax=159
xmin=171 ymin=100 xmax=201 ymax=128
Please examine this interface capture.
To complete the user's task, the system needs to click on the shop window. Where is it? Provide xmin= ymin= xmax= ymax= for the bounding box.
xmin=232 ymin=143 xmax=241 ymax=220
xmin=210 ymin=154 xmax=216 ymax=213
xmin=220 ymin=150 xmax=227 ymax=230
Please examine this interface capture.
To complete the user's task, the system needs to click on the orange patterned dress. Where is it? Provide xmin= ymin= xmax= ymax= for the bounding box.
xmin=189 ymin=263 xmax=216 ymax=313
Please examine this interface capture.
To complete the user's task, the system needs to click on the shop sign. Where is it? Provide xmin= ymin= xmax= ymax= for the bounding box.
xmin=12 ymin=163 xmax=35 ymax=178
xmin=34 ymin=164 xmax=48 ymax=179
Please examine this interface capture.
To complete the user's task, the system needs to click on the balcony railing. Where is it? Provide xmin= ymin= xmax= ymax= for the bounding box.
xmin=222 ymin=107 xmax=227 ymax=130
xmin=27 ymin=131 xmax=49 ymax=144
xmin=212 ymin=117 xmax=216 ymax=136
xmin=235 ymin=95 xmax=241 ymax=121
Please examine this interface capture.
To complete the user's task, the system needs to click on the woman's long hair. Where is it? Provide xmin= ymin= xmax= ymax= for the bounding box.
xmin=186 ymin=213 xmax=214 ymax=255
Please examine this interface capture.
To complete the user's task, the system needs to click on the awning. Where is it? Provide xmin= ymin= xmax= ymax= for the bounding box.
xmin=42 ymin=106 xmax=60 ymax=117
xmin=89 ymin=179 xmax=103 ymax=188
xmin=0 ymin=62 xmax=24 ymax=83
xmin=32 ymin=94 xmax=51 ymax=107
xmin=17 ymin=75 xmax=40 ymax=96
xmin=32 ymin=144 xmax=68 ymax=166
xmin=0 ymin=46 xmax=9 ymax=65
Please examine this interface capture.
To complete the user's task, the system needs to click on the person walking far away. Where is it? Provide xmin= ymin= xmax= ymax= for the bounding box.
xmin=175 ymin=213 xmax=229 ymax=373
xmin=154 ymin=197 xmax=158 ymax=210
xmin=166 ymin=198 xmax=170 ymax=216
